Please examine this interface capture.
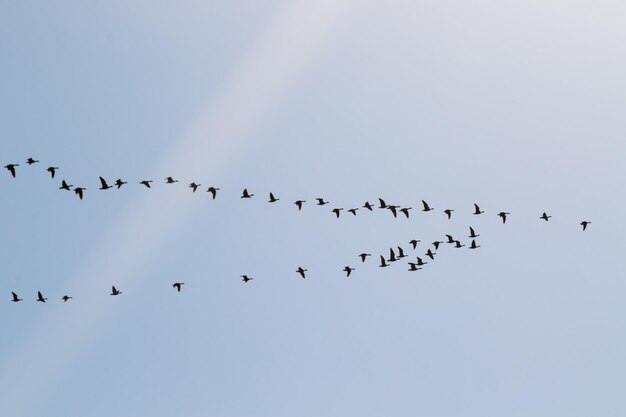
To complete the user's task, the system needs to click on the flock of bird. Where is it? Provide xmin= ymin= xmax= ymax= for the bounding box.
xmin=3 ymin=157 xmax=592 ymax=304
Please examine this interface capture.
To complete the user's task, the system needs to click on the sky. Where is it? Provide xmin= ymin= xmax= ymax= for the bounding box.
xmin=1 ymin=1 xmax=625 ymax=416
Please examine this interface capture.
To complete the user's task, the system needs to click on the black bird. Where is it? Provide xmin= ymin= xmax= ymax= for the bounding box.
xmin=498 ymin=212 xmax=510 ymax=224
xmin=172 ymin=282 xmax=184 ymax=292
xmin=445 ymin=234 xmax=455 ymax=244
xmin=47 ymin=167 xmax=59 ymax=178
xmin=99 ymin=176 xmax=112 ymax=190
xmin=454 ymin=240 xmax=465 ymax=248
xmin=400 ymin=207 xmax=412 ymax=218
xmin=241 ymin=188 xmax=254 ymax=198
xmin=347 ymin=208 xmax=358 ymax=216
xmin=343 ymin=266 xmax=355 ymax=277
xmin=432 ymin=241 xmax=444 ymax=250
xmin=189 ymin=182 xmax=201 ymax=192
xmin=110 ymin=286 xmax=122 ymax=296
xmin=416 ymin=256 xmax=427 ymax=266
xmin=379 ymin=256 xmax=389 ymax=268
xmin=581 ymin=221 xmax=591 ymax=231
xmin=11 ymin=292 xmax=22 ymax=302
xmin=165 ymin=176 xmax=178 ymax=184
xmin=316 ymin=198 xmax=329 ymax=206
xmin=378 ymin=198 xmax=387 ymax=209
xmin=388 ymin=248 xmax=397 ymax=262
xmin=296 ymin=267 xmax=307 ymax=279
xmin=473 ymin=203 xmax=485 ymax=215
xmin=62 ymin=295 xmax=72 ymax=302
xmin=140 ymin=180 xmax=153 ymax=188
xmin=115 ymin=179 xmax=127 ymax=189
xmin=332 ymin=208 xmax=344 ymax=218
xmin=268 ymin=192 xmax=279 ymax=203
xmin=4 ymin=164 xmax=18 ymax=177
xmin=294 ymin=200 xmax=305 ymax=210
xmin=469 ymin=239 xmax=480 ymax=249
xmin=540 ymin=212 xmax=551 ymax=221
xmin=397 ymin=246 xmax=407 ymax=259
xmin=36 ymin=291 xmax=47 ymax=303
xmin=359 ymin=253 xmax=371 ymax=262
xmin=408 ymin=263 xmax=422 ymax=272
xmin=26 ymin=157 xmax=39 ymax=165
xmin=207 ymin=187 xmax=220 ymax=199
xmin=363 ymin=201 xmax=374 ymax=211
xmin=421 ymin=200 xmax=434 ymax=212
xmin=387 ymin=206 xmax=398 ymax=218
xmin=425 ymin=249 xmax=436 ymax=260
xmin=59 ymin=180 xmax=73 ymax=190
xmin=444 ymin=209 xmax=454 ymax=219
xmin=241 ymin=275 xmax=253 ymax=283
xmin=409 ymin=239 xmax=421 ymax=250
xmin=74 ymin=187 xmax=86 ymax=200
xmin=469 ymin=227 xmax=479 ymax=238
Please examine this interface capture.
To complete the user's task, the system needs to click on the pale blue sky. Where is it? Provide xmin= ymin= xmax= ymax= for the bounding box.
xmin=1 ymin=1 xmax=625 ymax=416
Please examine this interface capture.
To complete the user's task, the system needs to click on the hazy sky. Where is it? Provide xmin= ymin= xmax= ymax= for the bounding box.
xmin=1 ymin=1 xmax=625 ymax=416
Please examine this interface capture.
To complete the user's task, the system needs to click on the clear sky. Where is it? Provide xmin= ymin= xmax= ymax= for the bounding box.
xmin=1 ymin=1 xmax=625 ymax=416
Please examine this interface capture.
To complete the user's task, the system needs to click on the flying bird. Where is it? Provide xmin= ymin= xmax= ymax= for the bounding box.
xmin=74 ymin=187 xmax=86 ymax=200
xmin=359 ymin=253 xmax=371 ymax=262
xmin=387 ymin=206 xmax=398 ymax=218
xmin=445 ymin=234 xmax=455 ymax=244
xmin=425 ymin=249 xmax=436 ymax=260
xmin=189 ymin=183 xmax=201 ymax=192
xmin=416 ymin=256 xmax=427 ymax=266
xmin=387 ymin=248 xmax=397 ymax=262
xmin=207 ymin=187 xmax=220 ymax=199
xmin=498 ymin=212 xmax=510 ymax=224
xmin=444 ymin=209 xmax=454 ymax=219
xmin=241 ymin=275 xmax=253 ymax=283
xmin=379 ymin=256 xmax=389 ymax=268
xmin=165 ymin=176 xmax=178 ymax=184
xmin=347 ymin=208 xmax=358 ymax=216
xmin=99 ymin=176 xmax=112 ymax=190
xmin=62 ymin=295 xmax=73 ymax=302
xmin=172 ymin=282 xmax=184 ymax=292
xmin=421 ymin=200 xmax=434 ymax=212
xmin=316 ymin=198 xmax=329 ymax=206
xmin=409 ymin=239 xmax=421 ymax=250
xmin=140 ymin=180 xmax=153 ymax=188
xmin=469 ymin=239 xmax=480 ymax=249
xmin=296 ymin=267 xmax=307 ymax=279
xmin=332 ymin=208 xmax=344 ymax=218
xmin=4 ymin=164 xmax=18 ymax=177
xmin=432 ymin=241 xmax=444 ymax=250
xmin=408 ymin=263 xmax=422 ymax=272
xmin=294 ymin=200 xmax=306 ymax=210
xmin=581 ymin=221 xmax=591 ymax=231
xmin=36 ymin=291 xmax=47 ymax=303
xmin=400 ymin=207 xmax=412 ymax=218
xmin=343 ymin=266 xmax=355 ymax=277
xmin=115 ymin=179 xmax=127 ymax=189
xmin=11 ymin=292 xmax=22 ymax=302
xmin=59 ymin=180 xmax=73 ymax=190
xmin=397 ymin=246 xmax=407 ymax=259
xmin=26 ymin=157 xmax=39 ymax=165
xmin=540 ymin=212 xmax=551 ymax=221
xmin=110 ymin=286 xmax=122 ymax=296
xmin=378 ymin=198 xmax=388 ymax=209
xmin=469 ymin=227 xmax=479 ymax=238
xmin=473 ymin=203 xmax=485 ymax=215
xmin=454 ymin=240 xmax=465 ymax=248
xmin=241 ymin=188 xmax=254 ymax=198
xmin=363 ymin=201 xmax=374 ymax=211
xmin=47 ymin=167 xmax=59 ymax=178
xmin=268 ymin=192 xmax=279 ymax=203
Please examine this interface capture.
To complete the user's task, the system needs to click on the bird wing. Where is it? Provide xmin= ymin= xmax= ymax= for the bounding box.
xmin=99 ymin=177 xmax=108 ymax=188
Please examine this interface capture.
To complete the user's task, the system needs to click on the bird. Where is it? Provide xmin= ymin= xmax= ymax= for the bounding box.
xmin=378 ymin=198 xmax=388 ymax=209
xmin=416 ymin=256 xmax=427 ymax=266
xmin=363 ymin=201 xmax=374 ymax=211
xmin=421 ymin=200 xmax=434 ymax=212
xmin=36 ymin=291 xmax=47 ymax=303
xmin=498 ymin=212 xmax=510 ymax=224
xmin=469 ymin=239 xmax=480 ymax=249
xmin=62 ymin=295 xmax=72 ymax=302
xmin=99 ymin=176 xmax=112 ymax=190
xmin=26 ymin=157 xmax=39 ymax=165
xmin=110 ymin=286 xmax=122 ymax=296
xmin=359 ymin=253 xmax=371 ymax=262
xmin=454 ymin=240 xmax=465 ymax=248
xmin=316 ymin=198 xmax=329 ymax=206
xmin=172 ymin=282 xmax=184 ymax=292
xmin=400 ymin=207 xmax=412 ymax=218
xmin=59 ymin=180 xmax=73 ymax=190
xmin=332 ymin=208 xmax=344 ymax=218
xmin=379 ymin=256 xmax=389 ymax=268
xmin=241 ymin=188 xmax=254 ymax=198
xmin=409 ymin=239 xmax=421 ymax=250
xmin=296 ymin=267 xmax=307 ymax=278
xmin=343 ymin=266 xmax=355 ymax=277
xmin=140 ymin=180 xmax=153 ymax=188
xmin=444 ymin=209 xmax=454 ymax=219
xmin=397 ymin=246 xmax=407 ymax=259
xmin=74 ymin=187 xmax=86 ymax=200
xmin=408 ymin=263 xmax=422 ymax=272
xmin=165 ymin=176 xmax=178 ymax=184
xmin=387 ymin=206 xmax=398 ymax=218
xmin=207 ymin=187 xmax=220 ymax=199
xmin=473 ymin=203 xmax=485 ymax=215
xmin=347 ymin=208 xmax=358 ymax=216
xmin=540 ymin=212 xmax=551 ymax=221
xmin=432 ymin=241 xmax=444 ymax=250
xmin=581 ymin=221 xmax=591 ymax=231
xmin=445 ymin=234 xmax=455 ymax=244
xmin=294 ymin=200 xmax=306 ymax=210
xmin=241 ymin=275 xmax=253 ymax=283
xmin=4 ymin=164 xmax=18 ymax=177
xmin=189 ymin=182 xmax=201 ymax=192
xmin=47 ymin=167 xmax=59 ymax=178
xmin=388 ymin=248 xmax=397 ymax=262
xmin=425 ymin=249 xmax=436 ymax=260
xmin=11 ymin=292 xmax=22 ymax=302
xmin=268 ymin=192 xmax=279 ymax=203
xmin=469 ymin=227 xmax=479 ymax=238
xmin=115 ymin=179 xmax=127 ymax=189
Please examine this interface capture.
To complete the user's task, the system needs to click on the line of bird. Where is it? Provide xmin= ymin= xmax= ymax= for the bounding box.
xmin=2 ymin=158 xmax=592 ymax=230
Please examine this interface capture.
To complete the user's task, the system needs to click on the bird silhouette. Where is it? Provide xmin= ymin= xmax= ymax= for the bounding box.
xmin=59 ymin=180 xmax=73 ymax=190
xmin=189 ymin=183 xmax=201 ymax=192
xmin=387 ymin=206 xmax=398 ymax=218
xmin=444 ymin=209 xmax=454 ymax=219
xmin=47 ymin=167 xmax=59 ymax=178
xmin=268 ymin=192 xmax=279 ymax=203
xmin=363 ymin=201 xmax=374 ymax=211
xmin=241 ymin=188 xmax=254 ymax=198
xmin=36 ymin=291 xmax=47 ymax=303
xmin=294 ymin=200 xmax=305 ymax=210
xmin=397 ymin=246 xmax=407 ymax=259
xmin=425 ymin=249 xmax=436 ymax=260
xmin=4 ymin=164 xmax=18 ymax=177
xmin=388 ymin=248 xmax=397 ymax=262
xmin=62 ymin=295 xmax=72 ymax=302
xmin=165 ymin=177 xmax=178 ymax=184
xmin=359 ymin=253 xmax=371 ymax=262
xmin=445 ymin=234 xmax=455 ymax=244
xmin=11 ymin=292 xmax=22 ymax=302
xmin=115 ymin=179 xmax=127 ymax=189
xmin=343 ymin=266 xmax=355 ymax=277
xmin=379 ymin=256 xmax=389 ymax=267
xmin=378 ymin=198 xmax=387 ymax=209
xmin=540 ymin=212 xmax=551 ymax=221
xmin=110 ymin=286 xmax=122 ymax=296
xmin=332 ymin=208 xmax=344 ymax=218
xmin=469 ymin=239 xmax=480 ymax=249
xmin=409 ymin=239 xmax=421 ymax=250
xmin=581 ymin=221 xmax=591 ymax=231
xmin=400 ymin=207 xmax=412 ymax=218
xmin=421 ymin=200 xmax=434 ymax=212
xmin=498 ymin=212 xmax=510 ymax=224
xmin=140 ymin=180 xmax=153 ymax=188
xmin=408 ymin=263 xmax=422 ymax=271
xmin=26 ymin=157 xmax=39 ymax=165
xmin=469 ymin=227 xmax=479 ymax=238
xmin=207 ymin=187 xmax=220 ymax=199
xmin=347 ymin=208 xmax=358 ymax=216
xmin=473 ymin=203 xmax=485 ymax=215
xmin=432 ymin=241 xmax=443 ymax=250
xmin=316 ymin=198 xmax=329 ymax=206
xmin=99 ymin=177 xmax=112 ymax=190
xmin=416 ymin=256 xmax=427 ymax=266
xmin=74 ymin=187 xmax=86 ymax=200
xmin=241 ymin=275 xmax=253 ymax=283
xmin=454 ymin=240 xmax=465 ymax=248
xmin=172 ymin=282 xmax=184 ymax=292
xmin=296 ymin=267 xmax=307 ymax=278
